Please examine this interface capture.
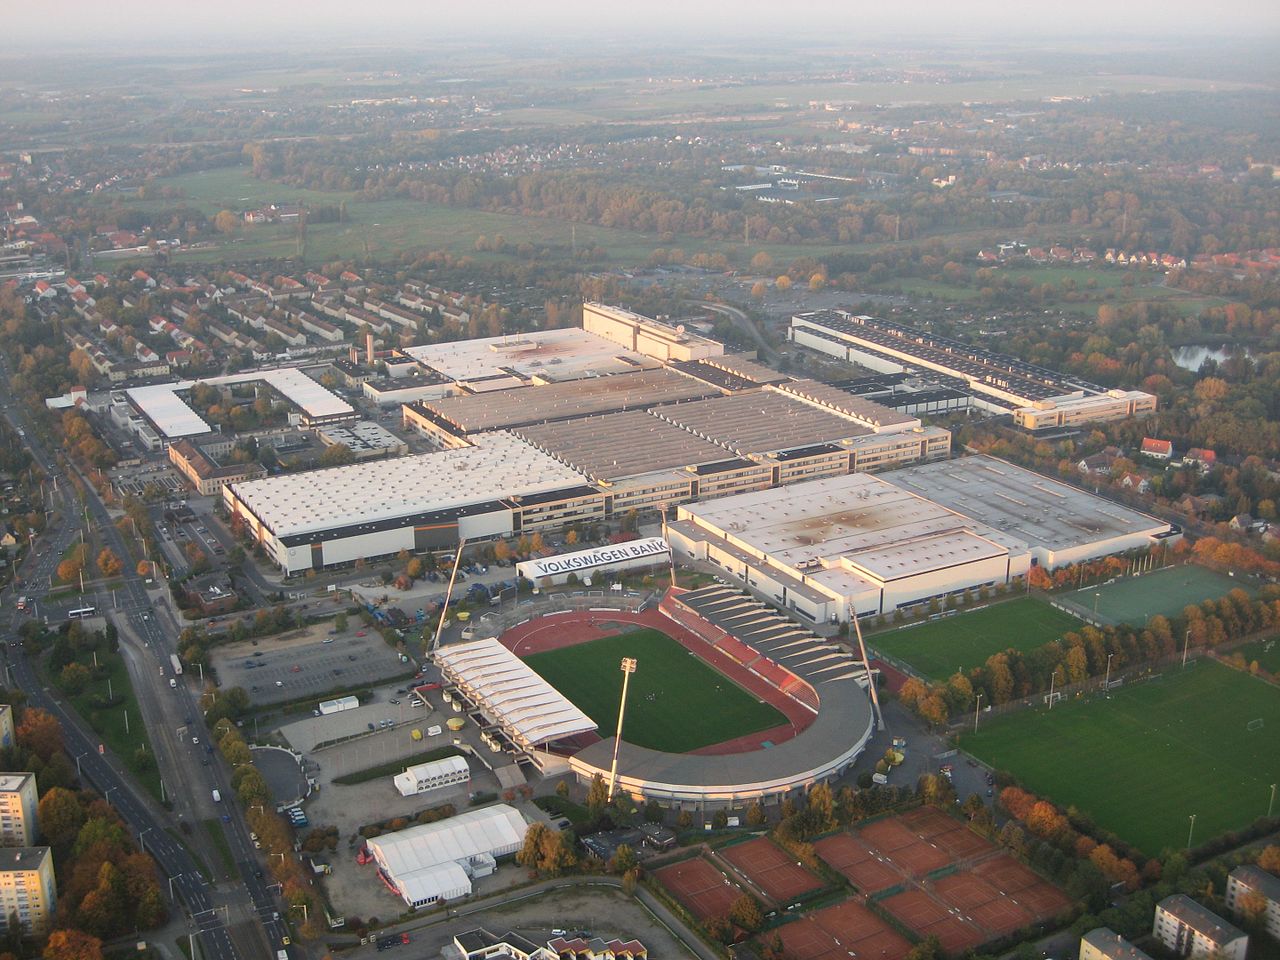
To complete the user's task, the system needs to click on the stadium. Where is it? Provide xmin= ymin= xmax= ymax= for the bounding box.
xmin=432 ymin=586 xmax=877 ymax=808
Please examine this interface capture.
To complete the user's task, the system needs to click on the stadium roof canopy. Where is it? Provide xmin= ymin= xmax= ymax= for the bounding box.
xmin=435 ymin=637 xmax=597 ymax=745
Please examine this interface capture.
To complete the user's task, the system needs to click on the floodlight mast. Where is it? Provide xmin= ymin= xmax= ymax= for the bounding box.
xmin=429 ymin=539 xmax=467 ymax=657
xmin=849 ymin=607 xmax=884 ymax=730
xmin=607 ymin=657 xmax=638 ymax=801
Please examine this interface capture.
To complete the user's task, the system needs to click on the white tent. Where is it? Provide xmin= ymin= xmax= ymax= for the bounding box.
xmin=368 ymin=804 xmax=528 ymax=907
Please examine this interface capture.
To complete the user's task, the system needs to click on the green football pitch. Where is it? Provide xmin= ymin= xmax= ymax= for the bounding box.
xmin=523 ymin=628 xmax=787 ymax=754
xmin=871 ymin=597 xmax=1085 ymax=681
xmin=1053 ymin=564 xmax=1254 ymax=627
xmin=963 ymin=660 xmax=1280 ymax=856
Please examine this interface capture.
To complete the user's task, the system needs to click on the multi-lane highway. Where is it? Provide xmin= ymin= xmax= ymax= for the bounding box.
xmin=0 ymin=361 xmax=294 ymax=959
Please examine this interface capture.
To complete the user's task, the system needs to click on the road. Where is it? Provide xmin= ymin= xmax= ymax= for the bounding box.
xmin=0 ymin=362 xmax=293 ymax=959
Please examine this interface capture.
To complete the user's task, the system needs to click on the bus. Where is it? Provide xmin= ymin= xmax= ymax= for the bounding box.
xmin=15 ymin=597 xmax=27 ymax=612
xmin=67 ymin=605 xmax=97 ymax=620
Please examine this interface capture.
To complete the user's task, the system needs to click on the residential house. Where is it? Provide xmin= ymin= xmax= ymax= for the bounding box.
xmin=1079 ymin=929 xmax=1155 ymax=960
xmin=1140 ymin=438 xmax=1173 ymax=461
xmin=1185 ymin=448 xmax=1217 ymax=471
xmin=1078 ymin=447 xmax=1122 ymax=477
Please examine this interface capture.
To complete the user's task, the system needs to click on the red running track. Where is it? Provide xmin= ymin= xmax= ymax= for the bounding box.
xmin=498 ymin=608 xmax=815 ymax=755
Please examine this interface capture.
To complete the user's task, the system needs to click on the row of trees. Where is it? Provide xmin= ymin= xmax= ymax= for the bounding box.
xmin=899 ymin=584 xmax=1280 ymax=723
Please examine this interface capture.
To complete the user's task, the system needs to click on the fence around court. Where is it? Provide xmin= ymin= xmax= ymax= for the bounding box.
xmin=466 ymin=589 xmax=660 ymax=637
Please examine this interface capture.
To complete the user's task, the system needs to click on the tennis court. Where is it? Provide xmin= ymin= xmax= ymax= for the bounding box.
xmin=881 ymin=888 xmax=985 ymax=954
xmin=654 ymin=857 xmax=743 ymax=922
xmin=774 ymin=898 xmax=912 ymax=960
xmin=813 ymin=832 xmax=901 ymax=894
xmin=721 ymin=836 xmax=824 ymax=903
xmin=1055 ymin=565 xmax=1254 ymax=626
xmin=859 ymin=817 xmax=951 ymax=876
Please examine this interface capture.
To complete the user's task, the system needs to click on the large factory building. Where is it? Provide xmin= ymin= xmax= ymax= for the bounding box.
xmin=666 ymin=456 xmax=1177 ymax=622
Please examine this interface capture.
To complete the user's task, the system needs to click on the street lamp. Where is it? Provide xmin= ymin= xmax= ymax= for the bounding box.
xmin=607 ymin=657 xmax=638 ymax=802
xmin=1182 ymin=628 xmax=1192 ymax=668
xmin=1187 ymin=814 xmax=1197 ymax=850
xmin=1048 ymin=667 xmax=1062 ymax=709
xmin=1104 ymin=653 xmax=1114 ymax=697
xmin=1269 ymin=784 xmax=1276 ymax=819
xmin=1093 ymin=592 xmax=1101 ymax=618
xmin=973 ymin=692 xmax=983 ymax=734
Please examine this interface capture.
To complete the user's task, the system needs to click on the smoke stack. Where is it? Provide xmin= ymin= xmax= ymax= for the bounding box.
xmin=366 ymin=332 xmax=375 ymax=366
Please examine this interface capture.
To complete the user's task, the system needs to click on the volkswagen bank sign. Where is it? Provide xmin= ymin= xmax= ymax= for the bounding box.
xmin=518 ymin=537 xmax=670 ymax=581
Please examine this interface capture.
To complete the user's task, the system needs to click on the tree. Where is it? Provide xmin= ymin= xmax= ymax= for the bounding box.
xmin=586 ymin=773 xmax=610 ymax=816
xmin=57 ymin=556 xmax=84 ymax=584
xmin=60 ymin=662 xmax=91 ymax=695
xmin=1258 ymin=845 xmax=1280 ymax=873
xmin=644 ymin=799 xmax=663 ymax=823
xmin=728 ymin=894 xmax=764 ymax=932
xmin=38 ymin=786 xmax=85 ymax=848
xmin=775 ymin=275 xmax=792 ymax=292
xmin=610 ymin=843 xmax=637 ymax=875
xmin=751 ymin=281 xmax=768 ymax=299
xmin=319 ymin=443 xmax=355 ymax=467
xmin=17 ymin=708 xmax=63 ymax=761
xmin=135 ymin=560 xmax=151 ymax=578
xmin=96 ymin=548 xmax=122 ymax=577
xmin=213 ymin=210 xmax=239 ymax=235
xmin=43 ymin=930 xmax=103 ymax=960
xmin=746 ymin=801 xmax=766 ymax=826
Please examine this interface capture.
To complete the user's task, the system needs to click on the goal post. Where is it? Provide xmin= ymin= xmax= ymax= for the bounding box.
xmin=1247 ymin=718 xmax=1264 ymax=732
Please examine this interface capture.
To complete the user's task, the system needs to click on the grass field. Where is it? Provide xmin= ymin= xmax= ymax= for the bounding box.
xmin=963 ymin=660 xmax=1280 ymax=855
xmin=871 ymin=598 xmax=1085 ymax=681
xmin=1054 ymin=565 xmax=1255 ymax=627
xmin=524 ymin=628 xmax=786 ymax=753
xmin=1231 ymin=637 xmax=1280 ymax=674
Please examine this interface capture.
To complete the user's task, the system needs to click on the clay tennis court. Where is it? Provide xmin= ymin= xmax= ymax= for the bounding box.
xmin=973 ymin=855 xmax=1073 ymax=919
xmin=932 ymin=867 xmax=1035 ymax=938
xmin=775 ymin=898 xmax=912 ymax=960
xmin=859 ymin=816 xmax=951 ymax=876
xmin=654 ymin=857 xmax=744 ymax=922
xmin=899 ymin=805 xmax=998 ymax=860
xmin=881 ymin=888 xmax=985 ymax=954
xmin=721 ymin=836 xmax=824 ymax=903
xmin=813 ymin=832 xmax=901 ymax=894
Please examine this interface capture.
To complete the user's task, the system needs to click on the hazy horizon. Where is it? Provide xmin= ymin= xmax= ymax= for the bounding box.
xmin=6 ymin=0 xmax=1279 ymax=54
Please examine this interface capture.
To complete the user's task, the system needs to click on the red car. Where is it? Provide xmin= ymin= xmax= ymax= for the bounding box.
xmin=356 ymin=631 xmax=366 ymax=637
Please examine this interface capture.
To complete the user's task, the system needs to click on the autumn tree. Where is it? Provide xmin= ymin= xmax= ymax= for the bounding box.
xmin=96 ymin=548 xmax=122 ymax=577
xmin=586 ymin=773 xmax=610 ymax=817
xmin=751 ymin=281 xmax=768 ymax=299
xmin=775 ymin=275 xmax=792 ymax=292
xmin=213 ymin=210 xmax=239 ymax=235
xmin=18 ymin=708 xmax=63 ymax=762
xmin=729 ymin=893 xmax=764 ymax=932
xmin=319 ymin=443 xmax=355 ymax=467
xmin=42 ymin=929 xmax=103 ymax=960
xmin=38 ymin=787 xmax=85 ymax=848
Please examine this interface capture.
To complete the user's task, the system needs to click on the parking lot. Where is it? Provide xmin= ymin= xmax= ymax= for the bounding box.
xmin=212 ymin=623 xmax=412 ymax=706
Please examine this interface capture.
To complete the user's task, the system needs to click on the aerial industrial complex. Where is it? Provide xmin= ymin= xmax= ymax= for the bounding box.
xmin=789 ymin=310 xmax=1157 ymax=429
xmin=226 ymin=305 xmax=950 ymax=574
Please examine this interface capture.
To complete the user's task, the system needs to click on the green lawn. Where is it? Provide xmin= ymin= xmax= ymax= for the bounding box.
xmin=1052 ymin=565 xmax=1254 ymax=627
xmin=201 ymin=819 xmax=236 ymax=877
xmin=871 ymin=598 xmax=1084 ymax=681
xmin=52 ymin=646 xmax=163 ymax=800
xmin=963 ymin=660 xmax=1280 ymax=856
xmin=524 ymin=628 xmax=786 ymax=753
xmin=1231 ymin=637 xmax=1280 ymax=674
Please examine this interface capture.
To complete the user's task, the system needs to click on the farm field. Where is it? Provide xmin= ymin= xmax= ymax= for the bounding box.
xmin=871 ymin=597 xmax=1084 ymax=681
xmin=963 ymin=660 xmax=1280 ymax=855
xmin=1053 ymin=565 xmax=1255 ymax=627
xmin=523 ymin=628 xmax=785 ymax=754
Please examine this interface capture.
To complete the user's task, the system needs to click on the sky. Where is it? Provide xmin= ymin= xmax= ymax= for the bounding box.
xmin=7 ymin=0 xmax=1280 ymax=51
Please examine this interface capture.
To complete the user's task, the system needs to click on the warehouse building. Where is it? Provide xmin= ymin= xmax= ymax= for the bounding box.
xmin=789 ymin=310 xmax=1156 ymax=424
xmin=366 ymin=804 xmax=528 ymax=907
xmin=666 ymin=456 xmax=1176 ymax=622
xmin=316 ymin=421 xmax=408 ymax=460
xmin=583 ymin=302 xmax=724 ymax=362
xmin=224 ymin=432 xmax=598 ymax=574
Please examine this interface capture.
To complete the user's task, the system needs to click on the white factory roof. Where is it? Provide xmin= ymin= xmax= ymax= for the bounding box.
xmin=436 ymin=637 xmax=597 ymax=745
xmin=886 ymin=456 xmax=1171 ymax=550
xmin=226 ymin=432 xmax=587 ymax=538
xmin=126 ymin=367 xmax=353 ymax=438
xmin=403 ymin=328 xmax=654 ymax=383
xmin=369 ymin=803 xmax=528 ymax=879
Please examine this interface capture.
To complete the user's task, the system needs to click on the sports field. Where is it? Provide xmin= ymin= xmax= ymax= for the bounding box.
xmin=1231 ymin=637 xmax=1280 ymax=674
xmin=1054 ymin=565 xmax=1253 ymax=627
xmin=524 ymin=628 xmax=786 ymax=753
xmin=871 ymin=598 xmax=1084 ymax=681
xmin=963 ymin=660 xmax=1280 ymax=855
